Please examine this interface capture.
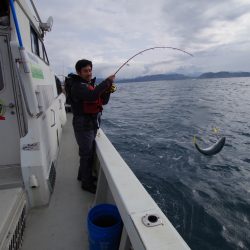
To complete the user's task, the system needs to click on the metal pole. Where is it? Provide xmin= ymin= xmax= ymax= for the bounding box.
xmin=9 ymin=0 xmax=24 ymax=48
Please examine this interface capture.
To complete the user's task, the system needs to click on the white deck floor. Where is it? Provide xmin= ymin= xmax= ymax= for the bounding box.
xmin=22 ymin=114 xmax=94 ymax=250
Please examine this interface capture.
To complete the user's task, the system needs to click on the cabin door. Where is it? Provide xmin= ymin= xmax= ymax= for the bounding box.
xmin=0 ymin=34 xmax=20 ymax=166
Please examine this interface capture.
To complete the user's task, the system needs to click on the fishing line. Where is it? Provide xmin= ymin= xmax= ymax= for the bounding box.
xmin=111 ymin=46 xmax=226 ymax=156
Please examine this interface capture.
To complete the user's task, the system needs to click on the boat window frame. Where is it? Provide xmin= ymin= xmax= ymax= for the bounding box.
xmin=42 ymin=42 xmax=50 ymax=65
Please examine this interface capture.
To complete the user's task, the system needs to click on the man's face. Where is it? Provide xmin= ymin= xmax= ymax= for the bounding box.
xmin=78 ymin=65 xmax=92 ymax=82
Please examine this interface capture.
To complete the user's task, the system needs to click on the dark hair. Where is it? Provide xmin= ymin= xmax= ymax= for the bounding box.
xmin=75 ymin=59 xmax=92 ymax=72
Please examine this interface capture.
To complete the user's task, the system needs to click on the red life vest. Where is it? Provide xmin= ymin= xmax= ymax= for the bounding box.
xmin=82 ymin=84 xmax=103 ymax=114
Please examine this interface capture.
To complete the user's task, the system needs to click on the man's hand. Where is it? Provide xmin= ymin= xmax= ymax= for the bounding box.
xmin=105 ymin=75 xmax=116 ymax=93
xmin=107 ymin=74 xmax=115 ymax=82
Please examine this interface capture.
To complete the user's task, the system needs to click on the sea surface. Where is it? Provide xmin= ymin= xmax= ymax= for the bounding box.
xmin=101 ymin=77 xmax=250 ymax=250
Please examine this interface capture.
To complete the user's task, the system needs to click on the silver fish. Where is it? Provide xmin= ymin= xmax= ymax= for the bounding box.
xmin=194 ymin=137 xmax=226 ymax=156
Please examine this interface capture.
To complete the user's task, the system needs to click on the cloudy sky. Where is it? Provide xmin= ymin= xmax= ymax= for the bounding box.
xmin=33 ymin=0 xmax=250 ymax=79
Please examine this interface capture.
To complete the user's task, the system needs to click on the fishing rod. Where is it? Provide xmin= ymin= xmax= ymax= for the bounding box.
xmin=114 ymin=46 xmax=193 ymax=75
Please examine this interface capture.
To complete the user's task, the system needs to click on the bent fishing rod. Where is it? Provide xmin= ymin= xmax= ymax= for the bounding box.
xmin=114 ymin=46 xmax=193 ymax=75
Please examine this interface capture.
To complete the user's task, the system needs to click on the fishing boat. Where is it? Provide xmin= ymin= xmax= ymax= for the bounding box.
xmin=0 ymin=1 xmax=190 ymax=249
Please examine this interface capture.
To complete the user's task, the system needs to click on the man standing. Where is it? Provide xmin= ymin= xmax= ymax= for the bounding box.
xmin=69 ymin=59 xmax=115 ymax=193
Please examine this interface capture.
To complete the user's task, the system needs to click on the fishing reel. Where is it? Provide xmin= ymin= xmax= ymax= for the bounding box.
xmin=109 ymin=83 xmax=117 ymax=93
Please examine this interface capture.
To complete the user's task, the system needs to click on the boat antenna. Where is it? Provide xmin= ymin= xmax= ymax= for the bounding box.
xmin=29 ymin=0 xmax=42 ymax=23
xmin=114 ymin=46 xmax=193 ymax=75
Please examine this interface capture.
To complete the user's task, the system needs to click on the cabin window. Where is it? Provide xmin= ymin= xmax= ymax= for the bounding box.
xmin=31 ymin=27 xmax=39 ymax=56
xmin=0 ymin=0 xmax=9 ymax=26
xmin=0 ymin=60 xmax=3 ymax=91
xmin=30 ymin=26 xmax=50 ymax=65
xmin=0 ymin=0 xmax=9 ymax=17
xmin=38 ymin=39 xmax=44 ymax=60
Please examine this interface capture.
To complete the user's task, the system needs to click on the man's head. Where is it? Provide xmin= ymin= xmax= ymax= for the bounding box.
xmin=75 ymin=59 xmax=93 ymax=82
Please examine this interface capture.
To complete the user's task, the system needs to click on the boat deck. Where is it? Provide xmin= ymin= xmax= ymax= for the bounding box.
xmin=21 ymin=114 xmax=94 ymax=250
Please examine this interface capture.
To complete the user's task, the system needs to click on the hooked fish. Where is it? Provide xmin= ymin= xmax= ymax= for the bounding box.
xmin=194 ymin=136 xmax=226 ymax=156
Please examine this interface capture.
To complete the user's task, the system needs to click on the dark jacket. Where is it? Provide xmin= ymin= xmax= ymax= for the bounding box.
xmin=70 ymin=74 xmax=112 ymax=117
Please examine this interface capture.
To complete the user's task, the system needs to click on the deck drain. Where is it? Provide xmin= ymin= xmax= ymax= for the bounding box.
xmin=142 ymin=214 xmax=163 ymax=227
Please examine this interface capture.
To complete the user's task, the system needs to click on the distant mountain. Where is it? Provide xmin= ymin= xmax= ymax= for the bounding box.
xmin=93 ymin=71 xmax=250 ymax=84
xmin=199 ymin=71 xmax=250 ymax=79
xmin=116 ymin=73 xmax=191 ymax=83
xmin=94 ymin=71 xmax=250 ymax=84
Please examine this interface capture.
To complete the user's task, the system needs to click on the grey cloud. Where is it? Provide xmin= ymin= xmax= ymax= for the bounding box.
xmin=142 ymin=59 xmax=176 ymax=75
xmin=161 ymin=0 xmax=250 ymax=47
xmin=35 ymin=0 xmax=250 ymax=77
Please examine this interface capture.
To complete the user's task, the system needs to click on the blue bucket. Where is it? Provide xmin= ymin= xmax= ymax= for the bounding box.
xmin=87 ymin=204 xmax=123 ymax=250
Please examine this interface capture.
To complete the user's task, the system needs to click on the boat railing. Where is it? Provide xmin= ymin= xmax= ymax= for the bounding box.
xmin=94 ymin=129 xmax=190 ymax=250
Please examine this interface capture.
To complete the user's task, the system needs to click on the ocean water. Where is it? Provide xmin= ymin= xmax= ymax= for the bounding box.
xmin=101 ymin=77 xmax=250 ymax=250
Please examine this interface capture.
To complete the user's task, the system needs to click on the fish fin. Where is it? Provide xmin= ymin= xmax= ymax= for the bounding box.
xmin=193 ymin=135 xmax=197 ymax=144
xmin=212 ymin=127 xmax=219 ymax=134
